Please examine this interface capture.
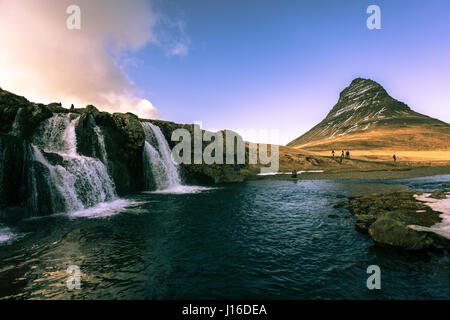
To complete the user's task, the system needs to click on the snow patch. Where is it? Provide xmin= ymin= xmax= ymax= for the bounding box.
xmin=257 ymin=170 xmax=324 ymax=176
xmin=408 ymin=193 xmax=450 ymax=239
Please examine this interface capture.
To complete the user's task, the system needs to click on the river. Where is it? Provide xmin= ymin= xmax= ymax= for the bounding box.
xmin=0 ymin=175 xmax=449 ymax=299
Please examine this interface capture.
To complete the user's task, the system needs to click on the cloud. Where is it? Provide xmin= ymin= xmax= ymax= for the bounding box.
xmin=0 ymin=0 xmax=188 ymax=119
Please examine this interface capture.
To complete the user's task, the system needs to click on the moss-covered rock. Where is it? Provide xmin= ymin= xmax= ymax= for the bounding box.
xmin=368 ymin=211 xmax=434 ymax=250
xmin=428 ymin=190 xmax=447 ymax=199
xmin=340 ymin=190 xmax=446 ymax=250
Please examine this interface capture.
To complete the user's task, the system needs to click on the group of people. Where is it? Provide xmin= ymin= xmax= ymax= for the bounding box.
xmin=331 ymin=149 xmax=351 ymax=163
xmin=331 ymin=149 xmax=397 ymax=163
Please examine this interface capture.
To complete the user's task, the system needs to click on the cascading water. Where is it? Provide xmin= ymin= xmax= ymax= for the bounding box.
xmin=29 ymin=113 xmax=116 ymax=215
xmin=93 ymin=125 xmax=108 ymax=164
xmin=8 ymin=107 xmax=24 ymax=137
xmin=141 ymin=122 xmax=181 ymax=190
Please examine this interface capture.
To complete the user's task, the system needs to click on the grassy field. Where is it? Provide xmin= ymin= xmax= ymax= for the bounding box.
xmin=292 ymin=126 xmax=450 ymax=152
xmin=308 ymin=150 xmax=450 ymax=162
xmin=246 ymin=144 xmax=450 ymax=181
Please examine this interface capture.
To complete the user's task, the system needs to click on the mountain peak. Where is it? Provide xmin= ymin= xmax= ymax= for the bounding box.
xmin=326 ymin=78 xmax=409 ymax=121
xmin=334 ymin=78 xmax=386 ymax=107
xmin=287 ymin=78 xmax=450 ymax=150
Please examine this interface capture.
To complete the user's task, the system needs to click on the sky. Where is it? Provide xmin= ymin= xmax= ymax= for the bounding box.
xmin=0 ymin=0 xmax=449 ymax=145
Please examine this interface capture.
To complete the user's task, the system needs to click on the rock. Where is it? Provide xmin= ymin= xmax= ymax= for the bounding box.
xmin=328 ymin=214 xmax=338 ymax=218
xmin=41 ymin=151 xmax=64 ymax=166
xmin=368 ymin=211 xmax=434 ymax=250
xmin=0 ymin=134 xmax=26 ymax=208
xmin=333 ymin=200 xmax=349 ymax=208
xmin=355 ymin=214 xmax=377 ymax=234
xmin=93 ymin=112 xmax=146 ymax=194
xmin=148 ymin=119 xmax=251 ymax=184
xmin=0 ymin=89 xmax=32 ymax=133
xmin=21 ymin=103 xmax=53 ymax=138
xmin=46 ymin=102 xmax=65 ymax=113
xmin=26 ymin=159 xmax=62 ymax=216
xmin=75 ymin=113 xmax=105 ymax=161
xmin=428 ymin=190 xmax=447 ymax=199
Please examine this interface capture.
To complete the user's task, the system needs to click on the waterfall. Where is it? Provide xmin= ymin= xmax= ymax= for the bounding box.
xmin=9 ymin=107 xmax=24 ymax=137
xmin=29 ymin=114 xmax=116 ymax=215
xmin=93 ymin=125 xmax=108 ymax=164
xmin=141 ymin=122 xmax=181 ymax=190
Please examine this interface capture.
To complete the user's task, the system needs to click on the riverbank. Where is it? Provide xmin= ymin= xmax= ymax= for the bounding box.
xmin=250 ymin=166 xmax=450 ymax=181
xmin=337 ymin=188 xmax=450 ymax=251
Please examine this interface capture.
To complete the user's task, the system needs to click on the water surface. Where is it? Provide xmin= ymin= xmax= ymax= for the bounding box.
xmin=0 ymin=175 xmax=449 ymax=299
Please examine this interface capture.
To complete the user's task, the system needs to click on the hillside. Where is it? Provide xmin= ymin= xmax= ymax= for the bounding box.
xmin=287 ymin=78 xmax=450 ymax=152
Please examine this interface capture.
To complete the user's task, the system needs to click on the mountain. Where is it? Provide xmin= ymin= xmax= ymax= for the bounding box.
xmin=287 ymin=78 xmax=450 ymax=151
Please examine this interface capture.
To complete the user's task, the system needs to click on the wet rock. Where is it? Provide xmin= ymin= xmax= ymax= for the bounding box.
xmin=368 ymin=211 xmax=434 ymax=250
xmin=334 ymin=200 xmax=349 ymax=208
xmin=355 ymin=214 xmax=377 ymax=234
xmin=75 ymin=113 xmax=104 ymax=161
xmin=41 ymin=151 xmax=64 ymax=166
xmin=21 ymin=103 xmax=53 ymax=138
xmin=93 ymin=112 xmax=146 ymax=194
xmin=342 ymin=190 xmax=445 ymax=250
xmin=0 ymin=134 xmax=26 ymax=207
xmin=0 ymin=89 xmax=31 ymax=133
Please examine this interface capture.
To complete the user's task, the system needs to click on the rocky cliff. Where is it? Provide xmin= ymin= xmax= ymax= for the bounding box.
xmin=0 ymin=88 xmax=249 ymax=218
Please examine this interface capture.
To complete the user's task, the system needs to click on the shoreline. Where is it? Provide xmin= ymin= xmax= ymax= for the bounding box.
xmin=337 ymin=189 xmax=450 ymax=250
xmin=251 ymin=166 xmax=450 ymax=181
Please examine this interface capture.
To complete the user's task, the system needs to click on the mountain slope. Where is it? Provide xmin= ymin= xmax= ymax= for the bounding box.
xmin=288 ymin=78 xmax=450 ymax=151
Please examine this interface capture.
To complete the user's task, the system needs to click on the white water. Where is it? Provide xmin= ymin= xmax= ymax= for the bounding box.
xmin=0 ymin=224 xmax=22 ymax=244
xmin=30 ymin=114 xmax=116 ymax=214
xmin=8 ymin=107 xmax=24 ymax=136
xmin=257 ymin=170 xmax=324 ymax=176
xmin=409 ymin=193 xmax=450 ymax=239
xmin=0 ymin=225 xmax=13 ymax=243
xmin=68 ymin=199 xmax=140 ymax=219
xmin=93 ymin=125 xmax=108 ymax=164
xmin=146 ymin=185 xmax=217 ymax=194
xmin=142 ymin=122 xmax=181 ymax=190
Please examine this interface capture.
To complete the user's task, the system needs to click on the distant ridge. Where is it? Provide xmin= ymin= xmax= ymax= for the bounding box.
xmin=287 ymin=78 xmax=450 ymax=151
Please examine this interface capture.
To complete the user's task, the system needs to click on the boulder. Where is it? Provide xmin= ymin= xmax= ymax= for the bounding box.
xmin=368 ymin=211 xmax=434 ymax=250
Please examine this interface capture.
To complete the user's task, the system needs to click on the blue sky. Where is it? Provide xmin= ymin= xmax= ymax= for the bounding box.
xmin=122 ymin=0 xmax=450 ymax=144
